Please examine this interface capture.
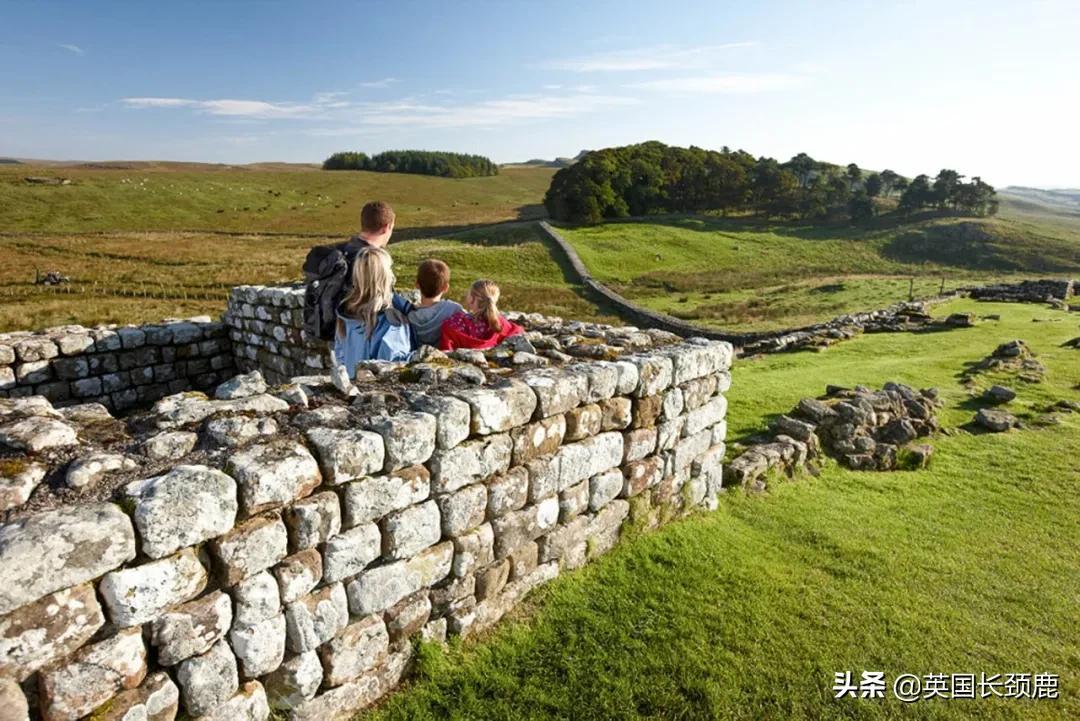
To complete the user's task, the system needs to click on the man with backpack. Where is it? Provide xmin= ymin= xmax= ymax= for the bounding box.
xmin=302 ymin=201 xmax=399 ymax=343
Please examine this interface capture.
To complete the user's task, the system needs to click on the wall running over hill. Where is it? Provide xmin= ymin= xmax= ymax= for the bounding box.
xmin=0 ymin=326 xmax=732 ymax=720
xmin=0 ymin=319 xmax=235 ymax=411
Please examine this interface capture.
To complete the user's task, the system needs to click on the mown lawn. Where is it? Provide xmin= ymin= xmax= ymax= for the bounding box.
xmin=0 ymin=224 xmax=612 ymax=332
xmin=365 ymin=298 xmax=1080 ymax=720
xmin=560 ymin=215 xmax=1080 ymax=331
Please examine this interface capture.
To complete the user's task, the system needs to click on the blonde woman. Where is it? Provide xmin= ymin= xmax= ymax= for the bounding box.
xmin=438 ymin=279 xmax=524 ymax=350
xmin=334 ymin=247 xmax=416 ymax=374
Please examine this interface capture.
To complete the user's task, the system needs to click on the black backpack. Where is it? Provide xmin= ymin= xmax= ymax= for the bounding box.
xmin=302 ymin=238 xmax=365 ymax=341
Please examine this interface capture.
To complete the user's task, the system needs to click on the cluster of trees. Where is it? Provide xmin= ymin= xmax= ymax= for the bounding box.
xmin=322 ymin=150 xmax=498 ymax=178
xmin=543 ymin=141 xmax=997 ymax=224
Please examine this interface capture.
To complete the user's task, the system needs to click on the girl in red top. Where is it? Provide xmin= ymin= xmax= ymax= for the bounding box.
xmin=439 ymin=279 xmax=525 ymax=351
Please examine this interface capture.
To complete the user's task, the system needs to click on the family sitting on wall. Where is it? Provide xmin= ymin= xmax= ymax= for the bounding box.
xmin=308 ymin=201 xmax=524 ymax=376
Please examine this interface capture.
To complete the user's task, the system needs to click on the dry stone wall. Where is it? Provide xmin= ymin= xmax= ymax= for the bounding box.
xmin=223 ymin=285 xmax=326 ymax=384
xmin=0 ymin=318 xmax=235 ymax=412
xmin=0 ymin=329 xmax=733 ymax=721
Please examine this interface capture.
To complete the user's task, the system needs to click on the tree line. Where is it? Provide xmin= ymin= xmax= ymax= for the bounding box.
xmin=322 ymin=150 xmax=498 ymax=178
xmin=543 ymin=141 xmax=997 ymax=224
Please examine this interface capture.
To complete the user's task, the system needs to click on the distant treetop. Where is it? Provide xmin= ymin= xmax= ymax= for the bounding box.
xmin=322 ymin=150 xmax=498 ymax=178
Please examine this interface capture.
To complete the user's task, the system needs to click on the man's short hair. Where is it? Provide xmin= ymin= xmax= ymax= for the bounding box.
xmin=360 ymin=201 xmax=395 ymax=233
xmin=416 ymin=258 xmax=450 ymax=298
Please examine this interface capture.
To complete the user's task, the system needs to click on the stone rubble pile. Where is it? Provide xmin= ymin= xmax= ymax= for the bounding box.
xmin=961 ymin=339 xmax=1047 ymax=384
xmin=963 ymin=278 xmax=1075 ymax=304
xmin=0 ymin=335 xmax=733 ymax=721
xmin=725 ymin=383 xmax=939 ymax=491
xmin=0 ymin=318 xmax=235 ymax=412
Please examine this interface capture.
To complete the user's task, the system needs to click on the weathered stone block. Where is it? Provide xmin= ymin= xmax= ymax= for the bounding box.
xmin=264 ymin=651 xmax=322 ymax=710
xmin=0 ymin=460 xmax=45 ymax=514
xmin=672 ymin=429 xmax=713 ymax=472
xmin=510 ymin=413 xmax=565 ymax=465
xmin=284 ymin=583 xmax=349 ymax=654
xmin=203 ymin=415 xmax=277 ymax=448
xmin=386 ymin=593 xmax=432 ymax=644
xmin=451 ymin=379 xmax=537 ymax=434
xmin=283 ymin=491 xmax=341 ymax=552
xmin=629 ymin=354 xmax=673 ymax=398
xmin=92 ymin=671 xmax=178 ymax=721
xmin=428 ymin=433 xmax=512 ymax=493
xmin=589 ymin=469 xmax=624 ymax=512
xmin=212 ymin=513 xmax=288 ymax=586
xmin=408 ymin=393 xmax=471 ymax=449
xmin=231 ymin=572 xmax=280 ymax=628
xmin=196 ymin=681 xmax=269 ymax=721
xmin=629 ymin=393 xmax=666 ymax=432
xmin=215 ymin=370 xmax=267 ymax=400
xmin=305 ymin=427 xmax=385 ymax=484
xmin=229 ymin=612 xmax=286 ymax=679
xmin=519 ymin=369 xmax=586 ymax=418
xmin=341 ymin=465 xmax=430 ymax=527
xmin=176 ymin=639 xmax=239 ymax=718
xmin=451 ymin=522 xmax=494 ymax=578
xmin=564 ymin=403 xmax=602 ymax=442
xmin=319 ymin=615 xmax=389 ymax=687
xmin=140 ymin=430 xmax=197 ymax=460
xmin=657 ymin=416 xmax=686 ymax=451
xmin=574 ymin=361 xmax=619 ymax=403
xmin=0 ymin=503 xmax=135 ymax=615
xmin=368 ymin=411 xmax=437 ymax=471
xmin=556 ymin=432 xmax=624 ymax=488
xmin=430 ymin=575 xmax=476 ymax=616
xmin=99 ymin=548 xmax=208 ymax=627
xmin=322 ymin=523 xmax=381 ymax=583
xmin=0 ymin=583 xmax=104 ymax=682
xmin=0 ymin=416 xmax=77 ymax=452
xmin=508 ymin=540 xmax=539 ymax=580
xmin=437 ymin=483 xmax=487 ymax=536
xmin=683 ymin=395 xmax=728 ymax=437
xmin=623 ymin=457 xmax=664 ymax=497
xmin=622 ymin=427 xmax=658 ymax=463
xmin=14 ymin=337 xmax=58 ymax=362
xmin=680 ymin=374 xmax=718 ymax=410
xmin=524 ymin=454 xmax=561 ymax=502
xmin=39 ymin=628 xmax=147 ymax=721
xmin=537 ymin=515 xmax=590 ymax=566
xmin=661 ymin=387 xmax=684 ymax=420
xmin=491 ymin=498 xmax=559 ymax=558
xmin=587 ymin=499 xmax=630 ymax=559
xmin=381 ymin=500 xmax=441 ymax=560
xmin=125 ymin=465 xmax=237 ymax=559
xmin=285 ymin=644 xmax=411 ymax=721
xmin=486 ymin=466 xmax=529 ymax=519
xmin=273 ymin=549 xmax=322 ymax=604
xmin=598 ymin=396 xmax=632 ymax=431
xmin=150 ymin=590 xmax=232 ymax=666
xmin=346 ymin=542 xmax=452 ymax=615
xmin=559 ymin=479 xmax=589 ymax=522
xmin=226 ymin=440 xmax=322 ymax=516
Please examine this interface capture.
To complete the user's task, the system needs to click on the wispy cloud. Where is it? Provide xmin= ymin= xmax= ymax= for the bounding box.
xmin=540 ymin=43 xmax=755 ymax=72
xmin=123 ymin=96 xmax=321 ymax=119
xmin=359 ymin=78 xmax=398 ymax=88
xmin=629 ymin=72 xmax=803 ymax=93
xmin=309 ymin=92 xmax=639 ymax=133
xmin=58 ymin=43 xmax=85 ymax=56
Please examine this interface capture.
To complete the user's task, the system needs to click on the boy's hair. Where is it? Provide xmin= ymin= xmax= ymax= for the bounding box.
xmin=416 ymin=258 xmax=450 ymax=298
xmin=360 ymin=201 xmax=395 ymax=233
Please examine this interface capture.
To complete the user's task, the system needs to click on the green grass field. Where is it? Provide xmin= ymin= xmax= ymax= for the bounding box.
xmin=0 ymin=163 xmax=554 ymax=234
xmin=560 ymin=211 xmax=1080 ymax=331
xmin=367 ymin=298 xmax=1080 ymax=720
xmin=0 ymin=224 xmax=610 ymax=332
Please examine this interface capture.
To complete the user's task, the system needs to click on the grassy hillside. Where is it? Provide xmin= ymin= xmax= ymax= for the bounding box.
xmin=369 ymin=298 xmax=1080 ymax=721
xmin=561 ymin=213 xmax=1080 ymax=331
xmin=0 ymin=163 xmax=554 ymax=234
xmin=0 ymin=224 xmax=610 ymax=332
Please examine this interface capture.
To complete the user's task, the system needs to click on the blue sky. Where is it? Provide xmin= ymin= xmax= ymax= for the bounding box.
xmin=2 ymin=0 xmax=1078 ymax=187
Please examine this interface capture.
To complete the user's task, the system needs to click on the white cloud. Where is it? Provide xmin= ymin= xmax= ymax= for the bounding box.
xmin=541 ymin=43 xmax=755 ymax=72
xmin=58 ymin=44 xmax=85 ymax=56
xmin=359 ymin=78 xmax=399 ymax=88
xmin=122 ymin=96 xmax=320 ymax=119
xmin=309 ymin=92 xmax=639 ymax=133
xmin=629 ymin=73 xmax=803 ymax=93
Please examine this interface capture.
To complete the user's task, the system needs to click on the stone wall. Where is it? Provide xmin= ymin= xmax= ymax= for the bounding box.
xmin=0 ymin=318 xmax=235 ymax=412
xmin=964 ymin=278 xmax=1075 ymax=302
xmin=223 ymin=285 xmax=328 ymax=384
xmin=0 ymin=336 xmax=732 ymax=721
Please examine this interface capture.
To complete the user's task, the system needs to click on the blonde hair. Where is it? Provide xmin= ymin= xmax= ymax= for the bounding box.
xmin=342 ymin=247 xmax=395 ymax=337
xmin=469 ymin=279 xmax=502 ymax=331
